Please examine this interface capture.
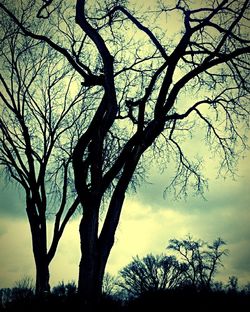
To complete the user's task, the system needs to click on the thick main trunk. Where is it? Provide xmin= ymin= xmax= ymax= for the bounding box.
xmin=77 ymin=149 xmax=144 ymax=309
xmin=78 ymin=195 xmax=127 ymax=309
xmin=77 ymin=200 xmax=105 ymax=309
xmin=34 ymin=256 xmax=50 ymax=295
xmin=78 ymin=250 xmax=104 ymax=309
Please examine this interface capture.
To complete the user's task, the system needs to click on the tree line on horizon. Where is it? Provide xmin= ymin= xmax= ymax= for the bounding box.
xmin=0 ymin=0 xmax=249 ymax=310
xmin=1 ymin=236 xmax=250 ymax=310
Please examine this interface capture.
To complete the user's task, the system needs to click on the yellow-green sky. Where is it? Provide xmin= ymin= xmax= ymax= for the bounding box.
xmin=0 ymin=149 xmax=250 ymax=288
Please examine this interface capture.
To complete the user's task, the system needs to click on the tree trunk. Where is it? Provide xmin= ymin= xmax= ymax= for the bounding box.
xmin=26 ymin=197 xmax=50 ymax=295
xmin=34 ymin=255 xmax=50 ymax=295
xmin=31 ymin=230 xmax=50 ymax=296
xmin=78 ymin=227 xmax=112 ymax=310
xmin=77 ymin=197 xmax=102 ymax=309
xmin=78 ymin=249 xmax=103 ymax=309
xmin=77 ymin=146 xmax=144 ymax=309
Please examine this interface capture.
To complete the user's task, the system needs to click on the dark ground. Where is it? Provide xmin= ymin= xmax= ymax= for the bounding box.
xmin=1 ymin=288 xmax=249 ymax=312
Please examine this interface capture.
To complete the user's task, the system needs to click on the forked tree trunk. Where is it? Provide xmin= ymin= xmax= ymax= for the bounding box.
xmin=78 ymin=156 xmax=141 ymax=309
xmin=78 ymin=189 xmax=125 ymax=308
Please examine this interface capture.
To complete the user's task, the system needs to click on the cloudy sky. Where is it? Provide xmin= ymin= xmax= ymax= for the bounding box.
xmin=0 ymin=147 xmax=250 ymax=288
xmin=0 ymin=0 xmax=250 ymax=291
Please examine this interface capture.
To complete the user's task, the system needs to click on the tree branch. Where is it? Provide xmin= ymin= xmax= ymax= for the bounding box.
xmin=0 ymin=2 xmax=103 ymax=86
xmin=108 ymin=5 xmax=169 ymax=60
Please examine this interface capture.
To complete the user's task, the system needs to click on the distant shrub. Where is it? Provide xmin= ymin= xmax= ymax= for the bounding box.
xmin=52 ymin=281 xmax=77 ymax=297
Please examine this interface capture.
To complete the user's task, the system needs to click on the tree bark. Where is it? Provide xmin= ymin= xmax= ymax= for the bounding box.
xmin=26 ymin=197 xmax=50 ymax=295
xmin=78 ymin=211 xmax=116 ymax=310
xmin=78 ymin=197 xmax=102 ymax=309
xmin=78 ymin=146 xmax=143 ymax=309
xmin=34 ymin=255 xmax=50 ymax=295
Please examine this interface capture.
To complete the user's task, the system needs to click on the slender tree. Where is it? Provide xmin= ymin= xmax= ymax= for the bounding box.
xmin=1 ymin=0 xmax=249 ymax=308
xmin=0 ymin=4 xmax=87 ymax=294
xmin=168 ymin=236 xmax=228 ymax=289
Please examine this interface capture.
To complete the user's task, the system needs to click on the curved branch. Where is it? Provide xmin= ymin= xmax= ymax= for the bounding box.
xmin=109 ymin=5 xmax=169 ymax=61
xmin=47 ymin=196 xmax=80 ymax=262
xmin=0 ymin=3 xmax=102 ymax=85
xmin=36 ymin=0 xmax=55 ymax=19
xmin=76 ymin=0 xmax=115 ymax=83
xmin=164 ymin=45 xmax=250 ymax=115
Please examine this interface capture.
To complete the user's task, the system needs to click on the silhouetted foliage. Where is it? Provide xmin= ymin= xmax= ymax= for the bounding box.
xmin=168 ymin=236 xmax=228 ymax=290
xmin=0 ymin=277 xmax=34 ymax=311
xmin=102 ymin=273 xmax=119 ymax=297
xmin=243 ymin=282 xmax=250 ymax=295
xmin=11 ymin=277 xmax=34 ymax=302
xmin=118 ymin=253 xmax=185 ymax=298
xmin=51 ymin=281 xmax=77 ymax=297
xmin=1 ymin=263 xmax=250 ymax=311
xmin=227 ymin=275 xmax=239 ymax=293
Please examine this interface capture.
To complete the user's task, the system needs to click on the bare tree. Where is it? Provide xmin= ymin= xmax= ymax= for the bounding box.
xmin=168 ymin=236 xmax=228 ymax=289
xmin=0 ymin=0 xmax=249 ymax=308
xmin=102 ymin=272 xmax=118 ymax=297
xmin=118 ymin=254 xmax=185 ymax=298
xmin=227 ymin=275 xmax=239 ymax=293
xmin=0 ymin=5 xmax=89 ymax=295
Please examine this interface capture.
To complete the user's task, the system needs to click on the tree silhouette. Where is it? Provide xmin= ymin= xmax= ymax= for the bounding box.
xmin=168 ymin=236 xmax=228 ymax=289
xmin=52 ymin=281 xmax=77 ymax=297
xmin=227 ymin=275 xmax=238 ymax=293
xmin=0 ymin=5 xmax=87 ymax=294
xmin=102 ymin=273 xmax=118 ymax=297
xmin=0 ymin=0 xmax=249 ymax=308
xmin=118 ymin=254 xmax=185 ymax=298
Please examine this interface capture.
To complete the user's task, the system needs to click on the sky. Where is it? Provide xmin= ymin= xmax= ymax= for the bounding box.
xmin=0 ymin=0 xmax=250 ymax=291
xmin=0 ymin=148 xmax=250 ymax=288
